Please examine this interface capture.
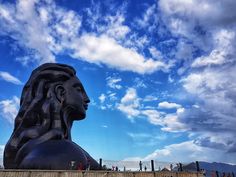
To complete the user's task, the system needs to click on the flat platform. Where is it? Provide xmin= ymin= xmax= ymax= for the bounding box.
xmin=0 ymin=170 xmax=204 ymax=177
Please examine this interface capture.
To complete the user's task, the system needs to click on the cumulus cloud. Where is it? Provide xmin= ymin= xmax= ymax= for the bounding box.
xmin=0 ymin=0 xmax=57 ymax=64
xmin=159 ymin=0 xmax=236 ymax=71
xmin=117 ymin=88 xmax=141 ymax=119
xmin=158 ymin=101 xmax=182 ymax=109
xmin=192 ymin=29 xmax=236 ymax=67
xmin=138 ymin=141 xmax=236 ymax=164
xmin=159 ymin=0 xmax=236 ymax=35
xmin=0 ymin=71 xmax=22 ymax=85
xmin=157 ymin=0 xmax=236 ymax=153
xmin=117 ymin=88 xmax=188 ymax=132
xmin=179 ymin=49 xmax=236 ymax=152
xmin=71 ymin=34 xmax=170 ymax=74
xmin=0 ymin=0 xmax=171 ymax=74
xmin=0 ymin=96 xmax=20 ymax=124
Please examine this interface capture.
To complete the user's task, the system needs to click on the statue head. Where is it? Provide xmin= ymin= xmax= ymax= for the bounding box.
xmin=4 ymin=63 xmax=90 ymax=168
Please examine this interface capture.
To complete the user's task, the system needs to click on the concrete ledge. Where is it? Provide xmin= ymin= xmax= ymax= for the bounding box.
xmin=0 ymin=170 xmax=204 ymax=177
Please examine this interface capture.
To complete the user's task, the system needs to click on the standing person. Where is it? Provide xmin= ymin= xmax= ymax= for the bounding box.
xmin=139 ymin=161 xmax=143 ymax=171
xmin=144 ymin=166 xmax=147 ymax=171
xmin=170 ymin=164 xmax=173 ymax=171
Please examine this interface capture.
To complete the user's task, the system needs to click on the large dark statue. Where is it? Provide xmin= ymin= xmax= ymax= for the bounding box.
xmin=4 ymin=63 xmax=100 ymax=170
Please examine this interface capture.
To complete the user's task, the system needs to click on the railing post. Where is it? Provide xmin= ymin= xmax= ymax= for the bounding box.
xmin=151 ymin=160 xmax=155 ymax=172
xmin=179 ymin=163 xmax=183 ymax=172
xmin=99 ymin=158 xmax=102 ymax=170
xmin=216 ymin=171 xmax=219 ymax=177
xmin=196 ymin=161 xmax=200 ymax=172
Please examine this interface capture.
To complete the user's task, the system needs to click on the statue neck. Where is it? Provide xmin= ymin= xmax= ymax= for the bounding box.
xmin=61 ymin=106 xmax=74 ymax=140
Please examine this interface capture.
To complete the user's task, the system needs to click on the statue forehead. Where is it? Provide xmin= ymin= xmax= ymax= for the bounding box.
xmin=64 ymin=76 xmax=82 ymax=86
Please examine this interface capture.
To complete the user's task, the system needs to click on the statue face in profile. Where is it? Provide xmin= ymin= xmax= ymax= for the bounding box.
xmin=3 ymin=63 xmax=99 ymax=170
xmin=60 ymin=77 xmax=90 ymax=120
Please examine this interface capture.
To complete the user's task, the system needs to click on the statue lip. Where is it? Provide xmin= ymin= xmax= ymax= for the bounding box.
xmin=83 ymin=104 xmax=88 ymax=110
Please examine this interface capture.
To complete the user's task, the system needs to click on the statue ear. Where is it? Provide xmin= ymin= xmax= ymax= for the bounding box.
xmin=55 ymin=84 xmax=66 ymax=103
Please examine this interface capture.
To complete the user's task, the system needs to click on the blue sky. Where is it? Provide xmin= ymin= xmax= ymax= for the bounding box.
xmin=0 ymin=0 xmax=236 ymax=166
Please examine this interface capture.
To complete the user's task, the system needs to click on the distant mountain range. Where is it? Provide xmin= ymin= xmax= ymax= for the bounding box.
xmin=182 ymin=161 xmax=236 ymax=177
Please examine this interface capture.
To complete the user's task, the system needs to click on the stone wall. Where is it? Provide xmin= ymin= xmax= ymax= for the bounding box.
xmin=0 ymin=170 xmax=204 ymax=177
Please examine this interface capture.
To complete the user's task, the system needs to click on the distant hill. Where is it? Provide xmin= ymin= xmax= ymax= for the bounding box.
xmin=181 ymin=161 xmax=236 ymax=177
xmin=200 ymin=162 xmax=236 ymax=176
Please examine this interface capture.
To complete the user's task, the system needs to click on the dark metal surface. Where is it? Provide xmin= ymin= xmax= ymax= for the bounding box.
xmin=3 ymin=63 xmax=99 ymax=170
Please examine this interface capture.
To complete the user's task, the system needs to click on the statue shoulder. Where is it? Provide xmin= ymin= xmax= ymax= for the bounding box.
xmin=19 ymin=140 xmax=87 ymax=169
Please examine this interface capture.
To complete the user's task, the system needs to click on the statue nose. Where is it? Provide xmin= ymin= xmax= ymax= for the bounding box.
xmin=85 ymin=98 xmax=90 ymax=103
xmin=84 ymin=93 xmax=90 ymax=103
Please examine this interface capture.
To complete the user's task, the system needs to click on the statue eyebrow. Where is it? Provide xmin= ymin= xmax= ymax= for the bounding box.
xmin=73 ymin=83 xmax=84 ymax=90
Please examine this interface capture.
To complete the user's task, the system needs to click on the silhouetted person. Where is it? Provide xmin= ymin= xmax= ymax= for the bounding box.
xmin=139 ymin=161 xmax=143 ymax=171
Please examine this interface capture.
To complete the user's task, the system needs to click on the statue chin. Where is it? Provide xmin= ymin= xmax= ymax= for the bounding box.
xmin=18 ymin=140 xmax=97 ymax=170
xmin=69 ymin=110 xmax=86 ymax=120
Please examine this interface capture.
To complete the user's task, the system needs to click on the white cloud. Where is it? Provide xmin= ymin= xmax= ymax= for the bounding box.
xmin=97 ymin=91 xmax=118 ymax=111
xmin=104 ymin=13 xmax=130 ymax=40
xmin=117 ymin=88 xmax=188 ymax=132
xmin=0 ymin=0 xmax=173 ymax=74
xmin=0 ymin=0 xmax=81 ymax=65
xmin=192 ymin=30 xmax=235 ymax=67
xmin=180 ymin=65 xmax=236 ymax=152
xmin=0 ymin=0 xmax=56 ymax=64
xmin=149 ymin=47 xmax=163 ymax=60
xmin=98 ymin=93 xmax=106 ymax=104
xmin=143 ymin=95 xmax=158 ymax=102
xmin=84 ymin=2 xmax=129 ymax=40
xmin=181 ymin=67 xmax=235 ymax=95
xmin=168 ymin=75 xmax=174 ymax=83
xmin=141 ymin=109 xmax=162 ymax=126
xmin=0 ymin=96 xmax=20 ymax=124
xmin=142 ymin=107 xmax=188 ymax=133
xmin=135 ymin=4 xmax=158 ymax=33
xmin=117 ymin=88 xmax=140 ymax=119
xmin=158 ymin=101 xmax=182 ymax=109
xmin=0 ymin=71 xmax=22 ymax=85
xmin=108 ymin=92 xmax=117 ymax=101
xmin=157 ymin=0 xmax=236 ymax=152
xmin=160 ymin=108 xmax=189 ymax=133
xmin=176 ymin=40 xmax=194 ymax=59
xmin=133 ymin=78 xmax=147 ymax=88
xmin=143 ymin=141 xmax=236 ymax=164
xmin=125 ymin=141 xmax=236 ymax=164
xmin=106 ymin=76 xmax=122 ymax=89
xmin=71 ymin=34 xmax=170 ymax=74
xmin=159 ymin=0 xmax=236 ymax=35
xmin=159 ymin=0 xmax=236 ymax=72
